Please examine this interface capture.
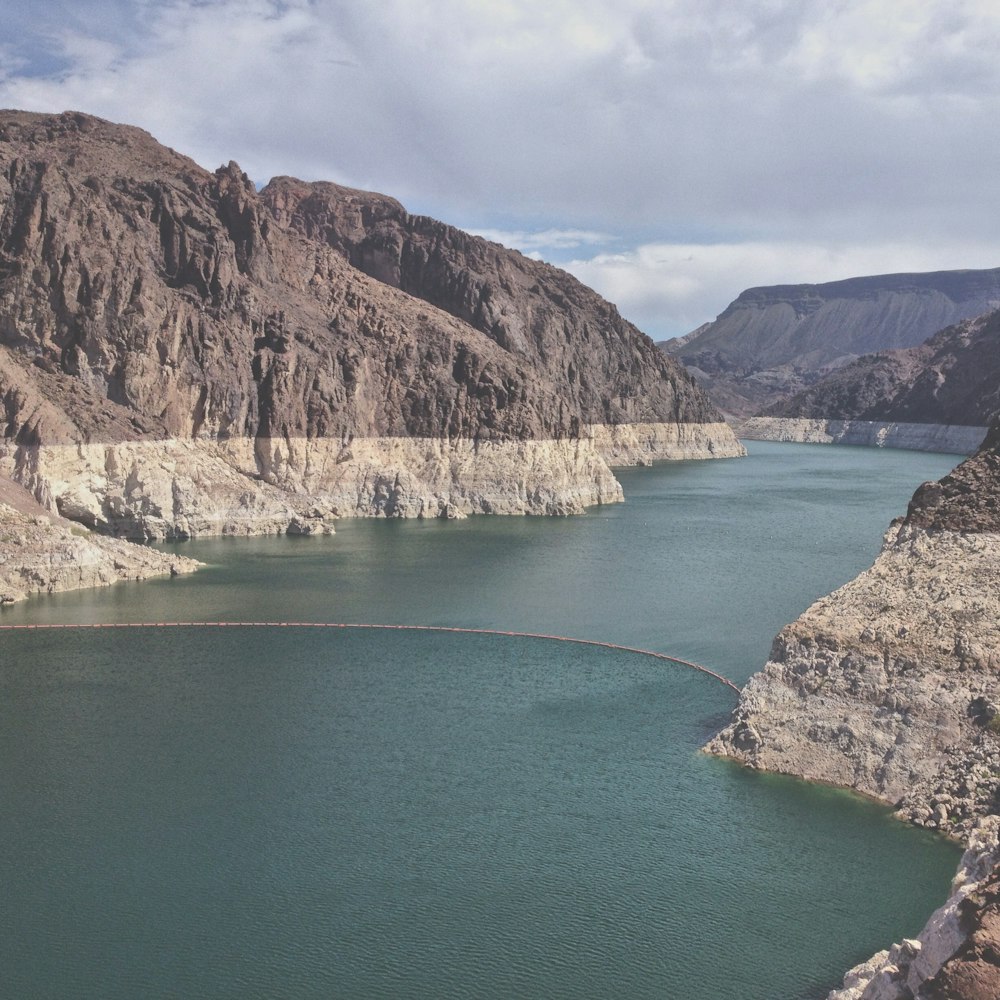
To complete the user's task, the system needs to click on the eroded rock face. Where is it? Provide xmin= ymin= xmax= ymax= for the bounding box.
xmin=706 ymin=523 xmax=1000 ymax=838
xmin=0 ymin=477 xmax=198 ymax=603
xmin=755 ymin=309 xmax=1000 ymax=436
xmin=734 ymin=418 xmax=988 ymax=456
xmin=827 ymin=818 xmax=1000 ymax=1000
xmin=260 ymin=176 xmax=717 ymax=428
xmin=906 ymin=421 xmax=1000 ymax=534
xmin=0 ymin=109 xmax=741 ymax=540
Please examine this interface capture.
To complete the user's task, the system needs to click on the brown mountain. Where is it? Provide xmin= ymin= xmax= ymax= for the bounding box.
xmin=0 ymin=110 xmax=741 ymax=541
xmin=662 ymin=270 xmax=1000 ymax=417
xmin=761 ymin=309 xmax=1000 ymax=428
xmin=260 ymin=177 xmax=707 ymax=428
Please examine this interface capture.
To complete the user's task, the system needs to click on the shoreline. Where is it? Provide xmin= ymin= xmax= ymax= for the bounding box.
xmin=734 ymin=416 xmax=987 ymax=455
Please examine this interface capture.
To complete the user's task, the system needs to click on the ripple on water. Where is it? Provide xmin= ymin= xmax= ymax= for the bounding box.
xmin=0 ymin=443 xmax=965 ymax=998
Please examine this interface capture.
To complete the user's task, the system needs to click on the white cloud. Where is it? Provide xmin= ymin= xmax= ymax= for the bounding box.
xmin=468 ymin=227 xmax=613 ymax=254
xmin=3 ymin=0 xmax=1000 ymax=336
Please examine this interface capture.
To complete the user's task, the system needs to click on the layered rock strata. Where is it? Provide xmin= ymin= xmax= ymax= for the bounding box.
xmin=0 ymin=110 xmax=741 ymax=543
xmin=707 ymin=423 xmax=1000 ymax=997
xmin=662 ymin=271 xmax=1000 ymax=417
xmin=749 ymin=310 xmax=1000 ymax=450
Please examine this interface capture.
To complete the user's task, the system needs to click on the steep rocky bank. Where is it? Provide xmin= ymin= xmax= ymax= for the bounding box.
xmin=661 ymin=270 xmax=1000 ymax=418
xmin=0 ymin=109 xmax=741 ymax=547
xmin=707 ymin=423 xmax=1000 ymax=998
xmin=828 ymin=818 xmax=1000 ymax=1000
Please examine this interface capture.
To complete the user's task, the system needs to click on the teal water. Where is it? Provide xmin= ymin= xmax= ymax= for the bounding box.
xmin=0 ymin=442 xmax=964 ymax=998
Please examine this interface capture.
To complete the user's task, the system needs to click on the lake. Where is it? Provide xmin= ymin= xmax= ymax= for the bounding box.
xmin=0 ymin=441 xmax=963 ymax=998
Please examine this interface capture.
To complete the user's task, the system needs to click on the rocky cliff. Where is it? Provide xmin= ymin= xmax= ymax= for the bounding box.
xmin=829 ymin=818 xmax=1000 ymax=1000
xmin=733 ymin=418 xmax=988 ymax=455
xmin=662 ymin=270 xmax=1000 ymax=418
xmin=0 ymin=109 xmax=741 ymax=546
xmin=260 ymin=177 xmax=711 ymax=430
xmin=706 ymin=423 xmax=1000 ymax=998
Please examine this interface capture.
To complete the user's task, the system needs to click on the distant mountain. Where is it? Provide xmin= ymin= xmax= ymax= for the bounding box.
xmin=763 ymin=309 xmax=1000 ymax=427
xmin=661 ymin=269 xmax=1000 ymax=417
xmin=0 ymin=110 xmax=741 ymax=544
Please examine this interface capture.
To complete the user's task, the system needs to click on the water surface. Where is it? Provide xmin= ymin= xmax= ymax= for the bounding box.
xmin=0 ymin=442 xmax=964 ymax=998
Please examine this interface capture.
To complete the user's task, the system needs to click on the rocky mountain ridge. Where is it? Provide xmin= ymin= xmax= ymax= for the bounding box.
xmin=0 ymin=109 xmax=741 ymax=556
xmin=661 ymin=269 xmax=1000 ymax=418
xmin=260 ymin=177 xmax=707 ymax=428
xmin=761 ymin=310 xmax=1000 ymax=427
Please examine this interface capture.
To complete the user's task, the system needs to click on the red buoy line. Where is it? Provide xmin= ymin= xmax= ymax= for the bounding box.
xmin=0 ymin=620 xmax=741 ymax=694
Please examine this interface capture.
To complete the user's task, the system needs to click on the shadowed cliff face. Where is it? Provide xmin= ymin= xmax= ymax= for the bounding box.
xmin=920 ymin=863 xmax=1000 ymax=1000
xmin=905 ymin=419 xmax=1000 ymax=533
xmin=0 ymin=109 xmax=727 ymax=456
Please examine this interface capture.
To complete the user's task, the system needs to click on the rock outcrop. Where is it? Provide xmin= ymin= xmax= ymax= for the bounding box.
xmin=0 ymin=109 xmax=741 ymax=545
xmin=0 ymin=475 xmax=198 ymax=603
xmin=829 ymin=818 xmax=1000 ymax=1000
xmin=662 ymin=270 xmax=1000 ymax=417
xmin=706 ymin=422 xmax=1000 ymax=997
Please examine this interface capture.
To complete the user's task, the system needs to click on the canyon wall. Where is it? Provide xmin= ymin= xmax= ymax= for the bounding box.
xmin=736 ymin=418 xmax=987 ymax=455
xmin=0 ymin=110 xmax=741 ymax=547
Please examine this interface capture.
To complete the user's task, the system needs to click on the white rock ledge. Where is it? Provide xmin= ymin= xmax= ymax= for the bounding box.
xmin=0 ymin=500 xmax=200 ymax=604
xmin=736 ymin=417 xmax=987 ymax=455
xmin=0 ymin=422 xmax=744 ymax=540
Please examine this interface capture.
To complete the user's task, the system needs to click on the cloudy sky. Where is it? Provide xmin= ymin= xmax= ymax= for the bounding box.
xmin=3 ymin=0 xmax=1000 ymax=340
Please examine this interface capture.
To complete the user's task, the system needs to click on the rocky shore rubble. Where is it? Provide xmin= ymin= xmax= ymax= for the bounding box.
xmin=0 ymin=478 xmax=198 ymax=603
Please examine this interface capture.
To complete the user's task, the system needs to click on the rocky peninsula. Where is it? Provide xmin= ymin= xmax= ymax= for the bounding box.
xmin=0 ymin=475 xmax=197 ymax=604
xmin=707 ymin=422 xmax=1000 ymax=997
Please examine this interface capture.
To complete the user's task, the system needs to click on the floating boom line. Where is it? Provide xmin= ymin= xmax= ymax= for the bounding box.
xmin=0 ymin=620 xmax=741 ymax=694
